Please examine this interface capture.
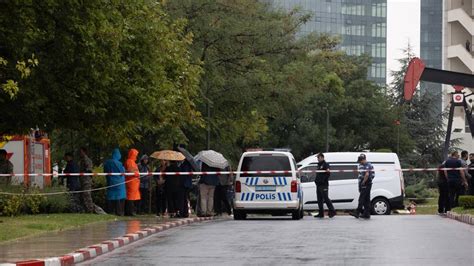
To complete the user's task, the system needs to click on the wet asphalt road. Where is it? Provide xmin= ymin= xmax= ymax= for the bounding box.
xmin=84 ymin=215 xmax=473 ymax=266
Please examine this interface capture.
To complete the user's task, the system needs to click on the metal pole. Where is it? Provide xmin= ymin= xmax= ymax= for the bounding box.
xmin=326 ymin=107 xmax=329 ymax=152
xmin=207 ymin=103 xmax=211 ymax=150
xmin=397 ymin=124 xmax=400 ymax=154
xmin=443 ymin=96 xmax=455 ymax=161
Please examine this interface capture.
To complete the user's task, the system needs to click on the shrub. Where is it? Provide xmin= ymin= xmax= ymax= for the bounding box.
xmin=0 ymin=184 xmax=73 ymax=216
xmin=23 ymin=187 xmax=47 ymax=214
xmin=39 ymin=186 xmax=71 ymax=213
xmin=92 ymin=172 xmax=107 ymax=210
xmin=458 ymin=195 xmax=474 ymax=209
xmin=1 ymin=194 xmax=23 ymax=216
xmin=405 ymin=180 xmax=437 ymax=203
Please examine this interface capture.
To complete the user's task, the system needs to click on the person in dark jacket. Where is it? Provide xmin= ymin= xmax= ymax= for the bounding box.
xmin=314 ymin=153 xmax=335 ymax=218
xmin=63 ymin=152 xmax=80 ymax=192
xmin=444 ymin=151 xmax=468 ymax=210
xmin=103 ymin=149 xmax=126 ymax=216
xmin=314 ymin=153 xmax=336 ymax=218
xmin=199 ymin=163 xmax=219 ymax=217
xmin=138 ymin=155 xmax=152 ymax=214
xmin=437 ymin=161 xmax=449 ymax=215
xmin=63 ymin=152 xmax=83 ymax=213
xmin=179 ymin=160 xmax=194 ymax=218
xmin=214 ymin=166 xmax=233 ymax=216
xmin=154 ymin=160 xmax=167 ymax=217
xmin=164 ymin=161 xmax=184 ymax=218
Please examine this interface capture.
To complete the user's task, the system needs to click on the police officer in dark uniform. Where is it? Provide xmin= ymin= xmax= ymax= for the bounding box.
xmin=350 ymin=154 xmax=374 ymax=219
xmin=314 ymin=153 xmax=336 ymax=218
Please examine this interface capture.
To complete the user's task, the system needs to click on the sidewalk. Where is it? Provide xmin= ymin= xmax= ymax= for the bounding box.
xmin=0 ymin=216 xmax=173 ymax=263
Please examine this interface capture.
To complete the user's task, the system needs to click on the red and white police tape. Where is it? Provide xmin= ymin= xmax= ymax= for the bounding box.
xmin=2 ymin=217 xmax=214 ymax=266
xmin=0 ymin=167 xmax=472 ymax=177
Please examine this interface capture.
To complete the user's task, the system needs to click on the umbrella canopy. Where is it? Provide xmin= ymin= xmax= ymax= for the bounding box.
xmin=150 ymin=150 xmax=185 ymax=161
xmin=195 ymin=150 xmax=229 ymax=169
xmin=177 ymin=147 xmax=200 ymax=171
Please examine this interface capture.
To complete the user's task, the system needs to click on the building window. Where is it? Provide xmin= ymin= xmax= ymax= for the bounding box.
xmin=372 ymin=3 xmax=386 ymax=17
xmin=372 ymin=23 xmax=386 ymax=37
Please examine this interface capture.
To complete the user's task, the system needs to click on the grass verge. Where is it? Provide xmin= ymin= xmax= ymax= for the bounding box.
xmin=405 ymin=197 xmax=438 ymax=215
xmin=451 ymin=207 xmax=474 ymax=215
xmin=0 ymin=214 xmax=121 ymax=243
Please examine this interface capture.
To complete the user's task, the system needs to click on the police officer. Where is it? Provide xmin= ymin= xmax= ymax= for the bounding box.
xmin=314 ymin=153 xmax=336 ymax=218
xmin=350 ymin=154 xmax=374 ymax=219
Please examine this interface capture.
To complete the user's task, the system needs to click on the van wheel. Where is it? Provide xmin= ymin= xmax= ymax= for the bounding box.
xmin=292 ymin=210 xmax=301 ymax=220
xmin=234 ymin=211 xmax=246 ymax=220
xmin=372 ymin=197 xmax=391 ymax=215
xmin=299 ymin=208 xmax=304 ymax=219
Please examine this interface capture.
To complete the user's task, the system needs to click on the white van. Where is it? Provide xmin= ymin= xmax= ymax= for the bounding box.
xmin=298 ymin=152 xmax=405 ymax=215
xmin=233 ymin=151 xmax=304 ymax=220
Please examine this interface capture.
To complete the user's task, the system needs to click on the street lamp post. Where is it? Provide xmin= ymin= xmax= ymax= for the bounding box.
xmin=325 ymin=105 xmax=329 ymax=152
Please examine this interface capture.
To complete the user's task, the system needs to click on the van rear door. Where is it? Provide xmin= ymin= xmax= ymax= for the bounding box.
xmin=240 ymin=154 xmax=293 ymax=202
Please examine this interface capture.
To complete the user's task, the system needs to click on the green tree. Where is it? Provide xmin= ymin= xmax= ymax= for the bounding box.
xmin=0 ymin=1 xmax=202 ymax=161
xmin=263 ymin=34 xmax=412 ymax=159
xmin=164 ymin=0 xmax=311 ymax=160
xmin=388 ymin=44 xmax=449 ymax=188
xmin=389 ymin=44 xmax=447 ymax=167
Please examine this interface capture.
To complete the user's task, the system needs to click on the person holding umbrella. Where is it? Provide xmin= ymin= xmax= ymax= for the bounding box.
xmin=195 ymin=150 xmax=229 ymax=217
xmin=150 ymin=150 xmax=186 ymax=218
xmin=177 ymin=145 xmax=200 ymax=218
xmin=154 ymin=160 xmax=168 ymax=217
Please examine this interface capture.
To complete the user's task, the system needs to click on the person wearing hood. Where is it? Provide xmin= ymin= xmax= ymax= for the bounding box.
xmin=103 ymin=149 xmax=126 ymax=216
xmin=124 ymin=149 xmax=141 ymax=216
xmin=138 ymin=155 xmax=152 ymax=214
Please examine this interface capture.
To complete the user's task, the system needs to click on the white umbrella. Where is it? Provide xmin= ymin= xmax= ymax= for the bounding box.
xmin=195 ymin=150 xmax=229 ymax=170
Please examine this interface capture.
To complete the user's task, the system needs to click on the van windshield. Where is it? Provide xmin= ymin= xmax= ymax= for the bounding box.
xmin=241 ymin=154 xmax=292 ymax=177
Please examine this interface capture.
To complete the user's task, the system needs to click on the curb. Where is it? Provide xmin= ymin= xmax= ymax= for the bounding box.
xmin=5 ymin=217 xmax=214 ymax=266
xmin=446 ymin=211 xmax=474 ymax=225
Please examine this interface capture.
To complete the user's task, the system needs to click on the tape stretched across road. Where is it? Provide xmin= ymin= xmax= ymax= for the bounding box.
xmin=0 ymin=167 xmax=472 ymax=177
xmin=0 ymin=167 xmax=471 ymax=196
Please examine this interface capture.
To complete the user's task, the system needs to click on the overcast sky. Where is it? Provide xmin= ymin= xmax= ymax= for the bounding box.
xmin=386 ymin=0 xmax=420 ymax=84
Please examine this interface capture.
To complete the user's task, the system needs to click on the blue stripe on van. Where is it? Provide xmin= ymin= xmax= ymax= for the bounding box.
xmin=287 ymin=193 xmax=291 ymax=201
xmin=254 ymin=177 xmax=259 ymax=186
xmin=273 ymin=177 xmax=277 ymax=185
xmin=241 ymin=193 xmax=245 ymax=201
xmin=278 ymin=177 xmax=282 ymax=185
xmin=278 ymin=193 xmax=282 ymax=201
xmin=245 ymin=177 xmax=249 ymax=185
xmin=282 ymin=193 xmax=287 ymax=201
xmin=246 ymin=193 xmax=250 ymax=201
xmin=283 ymin=177 xmax=287 ymax=185
xmin=250 ymin=193 xmax=255 ymax=201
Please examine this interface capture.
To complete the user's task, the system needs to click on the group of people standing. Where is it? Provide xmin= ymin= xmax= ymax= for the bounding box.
xmin=101 ymin=148 xmax=232 ymax=218
xmin=438 ymin=150 xmax=474 ymax=214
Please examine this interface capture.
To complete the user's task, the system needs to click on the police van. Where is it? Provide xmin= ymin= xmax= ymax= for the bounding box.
xmin=298 ymin=152 xmax=405 ymax=215
xmin=233 ymin=151 xmax=304 ymax=220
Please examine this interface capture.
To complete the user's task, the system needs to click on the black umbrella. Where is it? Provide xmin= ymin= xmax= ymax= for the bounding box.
xmin=177 ymin=146 xmax=200 ymax=171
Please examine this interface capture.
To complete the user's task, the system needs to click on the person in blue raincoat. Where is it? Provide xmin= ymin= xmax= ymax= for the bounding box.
xmin=104 ymin=149 xmax=126 ymax=216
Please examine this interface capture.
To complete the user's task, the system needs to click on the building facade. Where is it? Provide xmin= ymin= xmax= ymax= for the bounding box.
xmin=271 ymin=0 xmax=387 ymax=85
xmin=420 ymin=0 xmax=443 ymax=116
xmin=443 ymin=0 xmax=474 ymax=151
